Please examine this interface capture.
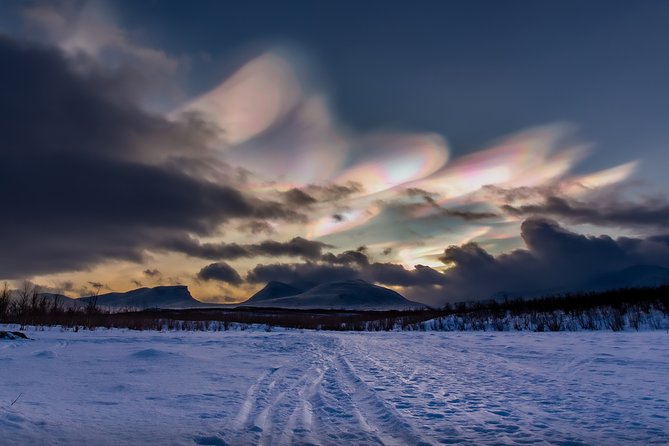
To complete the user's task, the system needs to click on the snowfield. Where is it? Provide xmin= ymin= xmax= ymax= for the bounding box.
xmin=1 ymin=328 xmax=668 ymax=445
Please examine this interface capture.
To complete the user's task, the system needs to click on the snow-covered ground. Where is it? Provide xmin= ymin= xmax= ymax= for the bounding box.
xmin=1 ymin=327 xmax=668 ymax=445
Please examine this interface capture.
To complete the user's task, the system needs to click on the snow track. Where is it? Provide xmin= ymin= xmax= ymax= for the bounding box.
xmin=1 ymin=328 xmax=668 ymax=445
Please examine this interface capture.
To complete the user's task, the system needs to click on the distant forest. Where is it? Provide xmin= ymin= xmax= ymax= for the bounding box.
xmin=1 ymin=284 xmax=668 ymax=332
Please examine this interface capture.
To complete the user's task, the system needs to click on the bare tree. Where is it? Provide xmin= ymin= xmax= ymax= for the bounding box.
xmin=0 ymin=282 xmax=9 ymax=321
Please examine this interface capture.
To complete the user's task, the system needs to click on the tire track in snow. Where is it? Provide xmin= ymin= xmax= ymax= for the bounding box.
xmin=225 ymin=340 xmax=334 ymax=445
xmin=304 ymin=336 xmax=427 ymax=446
xmin=232 ymin=366 xmax=279 ymax=434
xmin=277 ymin=363 xmax=326 ymax=445
xmin=333 ymin=352 xmax=427 ymax=446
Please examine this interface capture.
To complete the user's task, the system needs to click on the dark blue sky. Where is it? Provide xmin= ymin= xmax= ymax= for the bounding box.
xmin=105 ymin=0 xmax=669 ymax=177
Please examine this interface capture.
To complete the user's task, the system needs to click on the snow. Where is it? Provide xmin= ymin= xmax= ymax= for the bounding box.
xmin=1 ymin=326 xmax=668 ymax=445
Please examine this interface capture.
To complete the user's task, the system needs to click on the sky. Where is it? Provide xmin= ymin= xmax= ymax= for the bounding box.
xmin=1 ymin=0 xmax=669 ymax=305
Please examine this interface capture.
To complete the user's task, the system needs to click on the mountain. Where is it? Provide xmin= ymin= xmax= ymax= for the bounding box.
xmin=78 ymin=285 xmax=204 ymax=309
xmin=583 ymin=264 xmax=669 ymax=291
xmin=240 ymin=279 xmax=427 ymax=310
xmin=246 ymin=281 xmax=305 ymax=304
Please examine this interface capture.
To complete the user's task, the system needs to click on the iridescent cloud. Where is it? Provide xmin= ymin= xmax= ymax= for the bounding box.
xmin=407 ymin=126 xmax=588 ymax=205
xmin=307 ymin=204 xmax=383 ymax=239
xmin=175 ymin=51 xmax=641 ymax=276
xmin=334 ymin=132 xmax=449 ymax=196
xmin=182 ymin=52 xmax=303 ymax=145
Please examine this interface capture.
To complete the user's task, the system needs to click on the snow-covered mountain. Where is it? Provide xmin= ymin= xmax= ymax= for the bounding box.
xmin=241 ymin=279 xmax=427 ymax=310
xmin=78 ymin=285 xmax=204 ymax=309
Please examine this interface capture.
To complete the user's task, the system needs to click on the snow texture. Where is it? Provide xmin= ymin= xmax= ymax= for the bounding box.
xmin=1 ymin=326 xmax=668 ymax=445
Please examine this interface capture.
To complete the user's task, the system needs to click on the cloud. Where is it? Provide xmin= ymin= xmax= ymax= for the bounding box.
xmin=434 ymin=217 xmax=669 ymax=303
xmin=502 ymin=195 xmax=669 ymax=231
xmin=304 ymin=182 xmax=364 ymax=201
xmin=320 ymin=250 xmax=370 ymax=266
xmin=364 ymin=263 xmax=446 ymax=287
xmin=161 ymin=236 xmax=331 ymax=261
xmin=0 ymin=35 xmax=302 ymax=279
xmin=22 ymin=1 xmax=184 ymax=104
xmin=246 ymin=263 xmax=359 ymax=288
xmin=283 ymin=188 xmax=318 ymax=207
xmin=441 ymin=209 xmax=499 ymax=221
xmin=197 ymin=262 xmax=243 ymax=285
xmin=236 ymin=220 xmax=276 ymax=235
xmin=400 ymin=188 xmax=499 ymax=221
xmin=247 ymin=256 xmax=446 ymax=289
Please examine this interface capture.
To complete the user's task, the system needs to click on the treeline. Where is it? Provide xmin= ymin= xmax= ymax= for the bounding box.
xmin=419 ymin=290 xmax=669 ymax=332
xmin=0 ymin=282 xmax=103 ymax=331
xmin=1 ymin=283 xmax=668 ymax=332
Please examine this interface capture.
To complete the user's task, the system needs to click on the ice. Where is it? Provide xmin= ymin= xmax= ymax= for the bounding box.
xmin=1 ymin=326 xmax=668 ymax=445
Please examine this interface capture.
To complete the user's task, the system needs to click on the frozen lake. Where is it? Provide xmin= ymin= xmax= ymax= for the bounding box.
xmin=1 ymin=327 xmax=668 ymax=445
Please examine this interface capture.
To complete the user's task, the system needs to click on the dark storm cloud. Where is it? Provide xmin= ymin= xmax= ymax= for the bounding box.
xmin=320 ymin=250 xmax=370 ymax=266
xmin=397 ymin=189 xmax=498 ymax=221
xmin=364 ymin=263 xmax=446 ymax=287
xmin=236 ymin=220 xmax=276 ymax=235
xmin=304 ymin=182 xmax=364 ymax=202
xmin=162 ymin=236 xmax=331 ymax=261
xmin=435 ymin=217 xmax=669 ymax=302
xmin=162 ymin=237 xmax=248 ymax=260
xmin=482 ymin=185 xmax=554 ymax=203
xmin=502 ymin=195 xmax=669 ymax=230
xmin=0 ymin=35 xmax=303 ymax=279
xmin=143 ymin=269 xmax=162 ymax=278
xmin=442 ymin=209 xmax=499 ymax=221
xmin=247 ymin=257 xmax=446 ymax=288
xmin=246 ymin=263 xmax=359 ymax=287
xmin=282 ymin=188 xmax=318 ymax=207
xmin=197 ymin=262 xmax=243 ymax=285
